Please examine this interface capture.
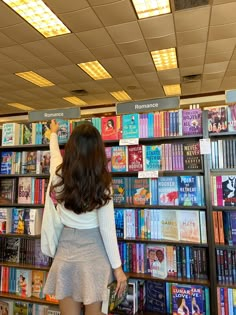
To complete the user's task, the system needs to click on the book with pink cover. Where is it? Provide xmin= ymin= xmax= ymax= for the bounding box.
xmin=17 ymin=177 xmax=32 ymax=204
xmin=127 ymin=145 xmax=143 ymax=172
xmin=177 ymin=210 xmax=200 ymax=243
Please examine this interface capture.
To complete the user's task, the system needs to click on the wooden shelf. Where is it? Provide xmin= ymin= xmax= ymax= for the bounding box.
xmin=0 ymin=144 xmax=50 ymax=150
xmin=114 ymin=204 xmax=206 ymax=210
xmin=111 ymin=169 xmax=203 ymax=177
xmin=126 ymin=273 xmax=210 ymax=286
xmin=0 ymin=173 xmax=49 ymax=178
xmin=0 ymin=204 xmax=44 ymax=208
xmin=0 ymin=292 xmax=58 ymax=305
xmin=118 ymin=237 xmax=208 ymax=247
xmin=211 ymin=169 xmax=236 ymax=174
xmin=0 ymin=233 xmax=40 ymax=239
xmin=209 ymin=131 xmax=236 ymax=137
xmin=212 ymin=206 xmax=236 ymax=211
xmin=217 ymin=283 xmax=236 ymax=289
xmin=0 ymin=262 xmax=50 ymax=271
xmin=215 ymin=244 xmax=236 ymax=249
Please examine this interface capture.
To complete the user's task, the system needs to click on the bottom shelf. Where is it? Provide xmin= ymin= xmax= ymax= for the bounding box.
xmin=0 ymin=292 xmax=58 ymax=305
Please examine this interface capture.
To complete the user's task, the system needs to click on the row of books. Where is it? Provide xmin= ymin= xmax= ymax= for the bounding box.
xmin=211 ymin=139 xmax=236 ymax=170
xmin=0 ymin=267 xmax=47 ymax=299
xmin=208 ymin=105 xmax=236 ymax=133
xmin=216 ymin=249 xmax=236 ymax=284
xmin=106 ymin=142 xmax=202 ymax=173
xmin=213 ymin=211 xmax=236 ymax=245
xmin=211 ymin=176 xmax=236 ymax=207
xmin=217 ymin=287 xmax=236 ymax=315
xmin=0 ymin=150 xmax=51 ymax=175
xmin=115 ymin=209 xmax=207 ymax=244
xmin=1 ymin=119 xmax=71 ymax=146
xmin=0 ymin=300 xmax=60 ymax=315
xmin=118 ymin=242 xmax=208 ymax=280
xmin=92 ymin=109 xmax=203 ymax=140
xmin=0 ymin=208 xmax=43 ymax=235
xmin=0 ymin=178 xmax=48 ymax=205
xmin=112 ymin=176 xmax=205 ymax=206
xmin=0 ymin=237 xmax=52 ymax=267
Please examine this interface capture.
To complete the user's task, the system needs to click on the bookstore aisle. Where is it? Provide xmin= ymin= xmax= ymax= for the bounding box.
xmin=0 ymin=104 xmax=236 ymax=315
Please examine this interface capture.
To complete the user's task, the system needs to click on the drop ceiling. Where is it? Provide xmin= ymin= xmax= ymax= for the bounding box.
xmin=0 ymin=0 xmax=236 ymax=116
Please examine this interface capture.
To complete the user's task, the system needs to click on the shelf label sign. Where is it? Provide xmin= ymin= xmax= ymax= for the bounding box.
xmin=138 ymin=170 xmax=159 ymax=178
xmin=116 ymin=97 xmax=180 ymax=114
xmin=119 ymin=138 xmax=139 ymax=146
xmin=199 ymin=138 xmax=211 ymax=155
xmin=226 ymin=89 xmax=236 ymax=104
xmin=28 ymin=107 xmax=81 ymax=122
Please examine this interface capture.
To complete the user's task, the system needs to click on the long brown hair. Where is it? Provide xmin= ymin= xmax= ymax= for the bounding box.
xmin=51 ymin=122 xmax=112 ymax=214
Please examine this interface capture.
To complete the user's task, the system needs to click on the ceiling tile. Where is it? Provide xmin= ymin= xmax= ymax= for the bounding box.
xmin=178 ymin=43 xmax=207 ymax=60
xmin=117 ymin=40 xmax=148 ymax=55
xmin=1 ymin=61 xmax=28 ymax=73
xmin=88 ymin=0 xmax=121 ymax=4
xmin=205 ymin=51 xmax=232 ymax=63
xmin=0 ymin=45 xmax=37 ymax=63
xmin=158 ymin=69 xmax=180 ymax=81
xmin=203 ymin=72 xmax=225 ymax=80
xmin=174 ymin=6 xmax=211 ymax=32
xmin=77 ymin=28 xmax=113 ymax=48
xmin=204 ymin=61 xmax=229 ymax=73
xmin=92 ymin=92 xmax=117 ymax=103
xmin=62 ymin=49 xmax=96 ymax=63
xmin=207 ymin=38 xmax=236 ymax=55
xmin=201 ymin=79 xmax=222 ymax=92
xmin=176 ymin=28 xmax=208 ymax=46
xmin=124 ymin=52 xmax=155 ymax=74
xmin=91 ymin=44 xmax=121 ymax=59
xmin=115 ymin=75 xmax=142 ymax=89
xmin=45 ymin=0 xmax=89 ymax=13
xmin=0 ymin=23 xmax=43 ymax=44
xmin=127 ymin=89 xmax=147 ymax=100
xmin=70 ymin=81 xmax=107 ymax=94
xmin=139 ymin=14 xmax=175 ymax=39
xmin=231 ymin=49 xmax=236 ymax=60
xmin=100 ymin=57 xmax=132 ymax=77
xmin=135 ymin=72 xmax=161 ymax=88
xmin=209 ymin=23 xmax=236 ymax=41
xmin=180 ymin=65 xmax=204 ymax=77
xmin=225 ymin=69 xmax=236 ymax=77
xmin=0 ymin=53 xmax=13 ymax=64
xmin=211 ymin=2 xmax=236 ymax=25
xmin=93 ymin=0 xmax=137 ymax=26
xmin=49 ymin=34 xmax=87 ymax=53
xmin=228 ymin=60 xmax=236 ymax=69
xmin=35 ymin=69 xmax=72 ymax=85
xmin=0 ymin=2 xmax=23 ymax=27
xmin=0 ymin=33 xmax=16 ymax=48
xmin=213 ymin=0 xmax=235 ymax=4
xmin=106 ymin=21 xmax=142 ymax=43
xmin=221 ymin=76 xmax=236 ymax=90
xmin=181 ymin=82 xmax=201 ymax=95
xmin=146 ymin=34 xmax=176 ymax=51
xmin=96 ymin=78 xmax=122 ymax=91
xmin=59 ymin=8 xmax=103 ymax=32
xmin=143 ymin=88 xmax=165 ymax=98
xmin=178 ymin=55 xmax=205 ymax=68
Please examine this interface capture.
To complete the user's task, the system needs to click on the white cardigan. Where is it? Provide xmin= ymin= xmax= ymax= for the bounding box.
xmin=49 ymin=132 xmax=122 ymax=269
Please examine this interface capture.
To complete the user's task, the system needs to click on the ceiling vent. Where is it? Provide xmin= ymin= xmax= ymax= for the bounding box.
xmin=71 ymin=89 xmax=88 ymax=96
xmin=174 ymin=0 xmax=208 ymax=10
xmin=182 ymin=74 xmax=202 ymax=83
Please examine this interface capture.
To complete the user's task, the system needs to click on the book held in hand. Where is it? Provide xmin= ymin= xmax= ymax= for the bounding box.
xmin=101 ymin=280 xmax=128 ymax=314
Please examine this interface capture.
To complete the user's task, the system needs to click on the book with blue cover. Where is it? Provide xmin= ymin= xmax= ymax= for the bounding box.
xmin=57 ymin=119 xmax=70 ymax=144
xmin=114 ymin=209 xmax=124 ymax=238
xmin=143 ymin=145 xmax=161 ymax=171
xmin=0 ymin=151 xmax=13 ymax=174
xmin=122 ymin=113 xmax=139 ymax=139
xmin=157 ymin=176 xmax=179 ymax=206
xmin=145 ymin=280 xmax=166 ymax=313
xmin=178 ymin=176 xmax=203 ymax=206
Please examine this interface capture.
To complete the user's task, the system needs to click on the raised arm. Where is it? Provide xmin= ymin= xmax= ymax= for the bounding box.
xmin=49 ymin=120 xmax=63 ymax=176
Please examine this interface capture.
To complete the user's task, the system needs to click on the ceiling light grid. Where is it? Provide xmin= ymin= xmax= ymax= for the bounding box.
xmin=132 ymin=0 xmax=171 ymax=19
xmin=15 ymin=71 xmax=55 ymax=87
xmin=3 ymin=0 xmax=70 ymax=37
xmin=163 ymin=84 xmax=181 ymax=96
xmin=110 ymin=91 xmax=132 ymax=101
xmin=8 ymin=103 xmax=34 ymax=111
xmin=63 ymin=97 xmax=87 ymax=106
xmin=78 ymin=61 xmax=112 ymax=80
xmin=151 ymin=48 xmax=178 ymax=71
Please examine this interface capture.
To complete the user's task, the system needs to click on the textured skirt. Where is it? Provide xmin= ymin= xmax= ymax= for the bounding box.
xmin=43 ymin=227 xmax=113 ymax=305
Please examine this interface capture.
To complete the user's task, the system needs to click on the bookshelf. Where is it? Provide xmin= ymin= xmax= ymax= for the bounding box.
xmin=0 ymin=107 xmax=229 ymax=315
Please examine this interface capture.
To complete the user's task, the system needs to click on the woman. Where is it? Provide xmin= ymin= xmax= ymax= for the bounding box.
xmin=43 ymin=120 xmax=127 ymax=315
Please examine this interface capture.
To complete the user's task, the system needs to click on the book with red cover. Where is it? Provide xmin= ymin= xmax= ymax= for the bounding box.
xmin=127 ymin=145 xmax=143 ymax=172
xmin=101 ymin=116 xmax=119 ymax=140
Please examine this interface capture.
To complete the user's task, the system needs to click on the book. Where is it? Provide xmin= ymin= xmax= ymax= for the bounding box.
xmin=228 ymin=104 xmax=236 ymax=132
xmin=32 ymin=270 xmax=46 ymax=298
xmin=13 ymin=301 xmax=33 ymax=315
xmin=122 ymin=113 xmax=139 ymax=139
xmin=101 ymin=280 xmax=128 ymax=315
xmin=145 ymin=281 xmax=166 ymax=313
xmin=172 ymin=284 xmax=192 ymax=315
xmin=111 ymin=146 xmax=127 ymax=172
xmin=182 ymin=109 xmax=202 ymax=135
xmin=0 ymin=178 xmax=17 ymax=204
xmin=17 ymin=177 xmax=33 ymax=204
xmin=183 ymin=143 xmax=202 ymax=170
xmin=0 ymin=299 xmax=13 ymax=315
xmin=127 ymin=145 xmax=143 ymax=172
xmin=208 ymin=106 xmax=228 ymax=133
xmin=57 ymin=119 xmax=70 ymax=144
xmin=0 ymin=151 xmax=13 ymax=174
xmin=101 ymin=116 xmax=119 ymax=140
xmin=143 ymin=145 xmax=161 ymax=171
xmin=178 ymin=176 xmax=203 ymax=206
xmin=157 ymin=210 xmax=179 ymax=241
xmin=41 ymin=122 xmax=51 ymax=145
xmin=177 ymin=210 xmax=201 ymax=243
xmin=1 ymin=123 xmax=20 ymax=146
xmin=146 ymin=245 xmax=167 ymax=279
xmin=15 ymin=268 xmax=32 ymax=297
xmin=3 ymin=237 xmax=20 ymax=262
xmin=157 ymin=176 xmax=179 ymax=206
xmin=191 ymin=286 xmax=204 ymax=315
xmin=131 ymin=178 xmax=150 ymax=206
xmin=222 ymin=175 xmax=236 ymax=206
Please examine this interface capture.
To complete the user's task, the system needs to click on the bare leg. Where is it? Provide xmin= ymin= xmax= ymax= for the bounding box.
xmin=59 ymin=297 xmax=81 ymax=315
xmin=85 ymin=302 xmax=103 ymax=315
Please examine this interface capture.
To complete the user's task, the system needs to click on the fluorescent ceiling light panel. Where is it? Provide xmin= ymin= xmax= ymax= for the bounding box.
xmin=78 ymin=61 xmax=112 ymax=80
xmin=151 ymin=48 xmax=178 ymax=71
xmin=110 ymin=91 xmax=132 ymax=102
xmin=3 ymin=0 xmax=70 ymax=38
xmin=15 ymin=71 xmax=55 ymax=87
xmin=8 ymin=103 xmax=35 ymax=111
xmin=132 ymin=0 xmax=171 ymax=19
xmin=163 ymin=84 xmax=181 ymax=96
xmin=63 ymin=97 xmax=87 ymax=106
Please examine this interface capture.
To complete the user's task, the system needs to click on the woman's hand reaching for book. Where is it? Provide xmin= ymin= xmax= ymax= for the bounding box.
xmin=113 ymin=266 xmax=127 ymax=298
xmin=50 ymin=119 xmax=59 ymax=134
